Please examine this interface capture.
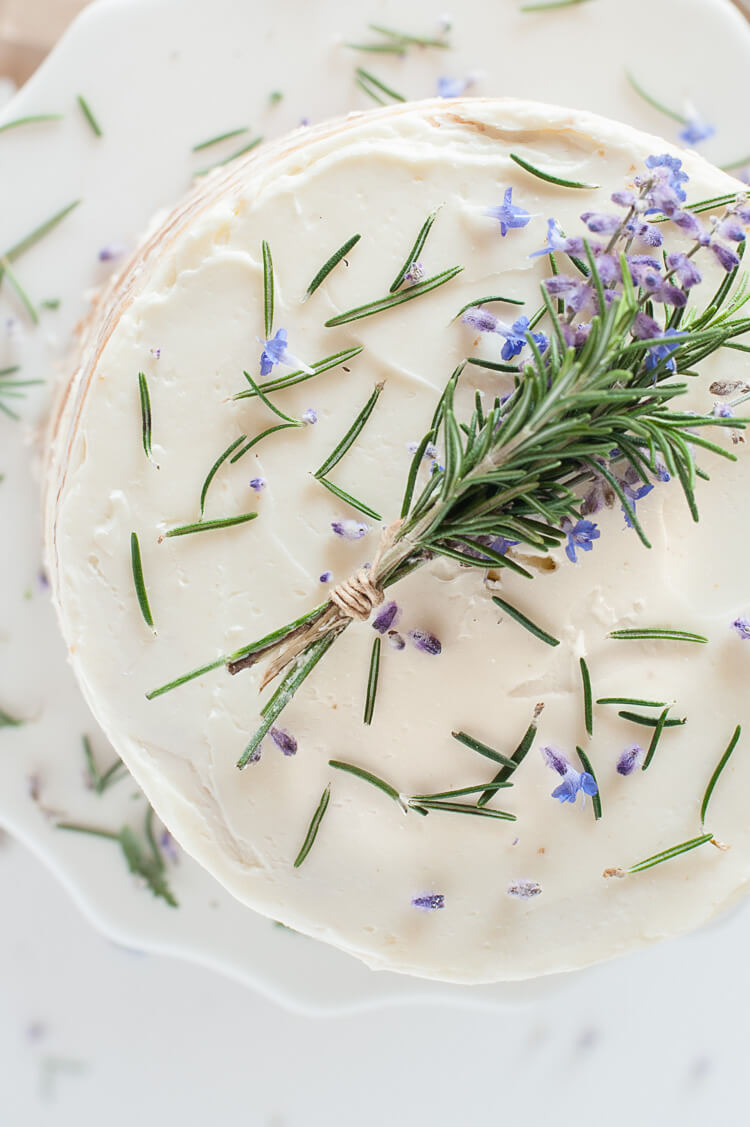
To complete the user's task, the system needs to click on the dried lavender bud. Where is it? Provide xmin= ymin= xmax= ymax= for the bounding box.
xmin=408 ymin=629 xmax=442 ymax=655
xmin=270 ymin=727 xmax=297 ymax=756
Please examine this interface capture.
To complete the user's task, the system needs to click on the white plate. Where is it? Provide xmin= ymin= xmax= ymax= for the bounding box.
xmin=2 ymin=0 xmax=750 ymax=1015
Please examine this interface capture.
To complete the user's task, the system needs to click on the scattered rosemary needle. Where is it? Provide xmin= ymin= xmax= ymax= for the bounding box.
xmin=193 ymin=136 xmax=263 ymax=176
xmin=328 ymin=758 xmax=403 ymax=806
xmin=82 ymin=735 xmax=127 ymax=795
xmin=306 ymin=234 xmax=361 ymax=297
xmin=164 ymin=513 xmax=257 ymax=538
xmin=229 ymin=422 xmax=301 ymax=464
xmin=137 ymin=372 xmax=153 ymax=461
xmin=477 ymin=704 xmax=543 ymax=807
xmin=199 ymin=434 xmax=247 ymax=517
xmin=608 ymin=628 xmax=708 ymax=644
xmin=233 ymin=346 xmax=363 ymax=400
xmin=576 ymin=745 xmax=601 ymax=819
xmin=315 ymin=383 xmax=383 ymax=479
xmin=0 ymin=257 xmax=38 ymax=324
xmin=294 ymin=785 xmax=332 ymax=868
xmin=324 ymin=265 xmax=463 ymax=326
xmin=130 ymin=532 xmax=155 ymax=629
xmin=411 ymin=780 xmax=513 ymax=802
xmin=521 ymin=0 xmax=594 ymax=10
xmin=580 ymin=657 xmax=593 ymax=737
xmin=453 ymin=294 xmax=525 ymax=320
xmin=509 ymin=151 xmax=599 ymax=190
xmin=641 ymin=707 xmax=671 ymax=770
xmin=410 ymin=800 xmax=516 ymax=821
xmin=355 ymin=67 xmax=407 ymax=106
xmin=0 ymin=113 xmax=63 ymax=134
xmin=346 ymin=22 xmax=451 ymax=54
xmin=57 ymin=810 xmax=178 ymax=906
xmin=390 ymin=209 xmax=440 ymax=292
xmin=700 ymin=724 xmax=741 ymax=825
xmin=625 ymin=832 xmax=715 ymax=874
xmin=0 ymin=200 xmax=80 ymax=281
xmin=77 ymin=94 xmax=103 ymax=137
xmin=491 ymin=595 xmax=560 ymax=647
xmin=363 ymin=637 xmax=381 ymax=725
xmin=262 ymin=240 xmax=274 ymax=338
xmin=721 ymin=154 xmax=750 ymax=173
xmin=191 ymin=126 xmax=249 ymax=152
xmin=0 ymin=705 xmax=22 ymax=728
xmin=451 ymin=730 xmax=517 ymax=769
xmin=597 ymin=696 xmax=668 ymax=708
xmin=625 ymin=70 xmax=687 ymax=125
xmin=618 ymin=710 xmax=685 ymax=729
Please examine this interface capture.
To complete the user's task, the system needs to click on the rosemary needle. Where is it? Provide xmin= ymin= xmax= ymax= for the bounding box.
xmin=315 ymin=383 xmax=383 ymax=478
xmin=390 ymin=209 xmax=440 ymax=292
xmin=77 ymin=94 xmax=103 ymax=136
xmin=165 ymin=513 xmax=257 ymax=538
xmin=580 ymin=657 xmax=593 ymax=737
xmin=233 ymin=346 xmax=363 ymax=400
xmin=700 ymin=724 xmax=741 ymax=825
xmin=491 ymin=595 xmax=560 ymax=647
xmin=453 ymin=294 xmax=525 ymax=319
xmin=597 ymin=696 xmax=668 ymax=708
xmin=306 ymin=234 xmax=361 ymax=297
xmin=451 ymin=730 xmax=517 ymax=768
xmin=625 ymin=70 xmax=687 ymax=125
xmin=193 ymin=136 xmax=263 ymax=176
xmin=130 ymin=532 xmax=154 ymax=629
xmin=0 ymin=114 xmax=63 ymax=134
xmin=576 ymin=745 xmax=601 ymax=819
xmin=324 ymin=266 xmax=463 ymax=327
xmin=192 ymin=126 xmax=249 ymax=152
xmin=262 ymin=240 xmax=274 ymax=338
xmin=509 ymin=151 xmax=599 ymax=190
xmin=641 ymin=707 xmax=671 ymax=770
xmin=608 ymin=628 xmax=708 ymax=643
xmin=0 ymin=200 xmax=80 ymax=278
xmin=618 ymin=710 xmax=685 ymax=729
xmin=294 ymin=785 xmax=332 ymax=868
xmin=0 ymin=257 xmax=37 ymax=324
xmin=328 ymin=759 xmax=402 ymax=804
xmin=199 ymin=435 xmax=247 ymax=517
xmin=363 ymin=637 xmax=381 ymax=725
xmin=138 ymin=372 xmax=152 ymax=461
xmin=477 ymin=705 xmax=542 ymax=806
xmin=521 ymin=0 xmax=593 ymax=9
xmin=626 ymin=832 xmax=715 ymax=874
xmin=355 ymin=67 xmax=407 ymax=105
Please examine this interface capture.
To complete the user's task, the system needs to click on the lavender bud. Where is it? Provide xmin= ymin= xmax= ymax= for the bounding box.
xmin=408 ymin=629 xmax=442 ymax=655
xmin=507 ymin=879 xmax=542 ymax=899
xmin=617 ymin=744 xmax=644 ymax=776
xmin=387 ymin=630 xmax=406 ymax=651
xmin=412 ymin=893 xmax=445 ymax=910
xmin=270 ymin=727 xmax=297 ymax=756
xmin=372 ymin=601 xmax=400 ymax=634
xmin=540 ymin=745 xmax=569 ymax=776
xmin=331 ymin=519 xmax=369 ymax=540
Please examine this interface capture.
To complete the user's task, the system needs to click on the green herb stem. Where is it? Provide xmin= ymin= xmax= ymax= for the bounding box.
xmin=0 ymin=113 xmax=63 ymax=134
xmin=509 ymin=151 xmax=598 ymax=190
xmin=315 ymin=383 xmax=383 ymax=478
xmin=618 ymin=710 xmax=685 ymax=729
xmin=262 ymin=240 xmax=274 ymax=338
xmin=390 ymin=210 xmax=439 ymax=292
xmin=700 ymin=724 xmax=741 ymax=825
xmin=576 ymin=745 xmax=601 ymax=819
xmin=328 ymin=758 xmax=403 ymax=806
xmin=642 ymin=707 xmax=671 ymax=770
xmin=491 ymin=595 xmax=560 ymax=647
xmin=138 ymin=372 xmax=153 ymax=461
xmin=325 ymin=266 xmax=462 ymax=327
xmin=232 ymin=346 xmax=363 ymax=400
xmin=580 ymin=657 xmax=593 ymax=736
xmin=626 ymin=832 xmax=715 ymax=874
xmin=164 ymin=513 xmax=257 ymax=538
xmin=306 ymin=234 xmax=361 ymax=296
xmin=130 ymin=532 xmax=155 ymax=629
xmin=363 ymin=637 xmax=381 ymax=725
xmin=293 ymin=785 xmax=332 ymax=868
xmin=199 ymin=435 xmax=247 ymax=517
xmin=355 ymin=67 xmax=407 ymax=105
xmin=477 ymin=705 xmax=542 ymax=806
xmin=451 ymin=730 xmax=517 ymax=768
xmin=192 ymin=127 xmax=249 ymax=152
xmin=608 ymin=628 xmax=708 ymax=644
xmin=77 ymin=95 xmax=102 ymax=136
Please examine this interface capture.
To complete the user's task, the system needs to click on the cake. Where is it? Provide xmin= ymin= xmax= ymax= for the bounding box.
xmin=45 ymin=97 xmax=750 ymax=982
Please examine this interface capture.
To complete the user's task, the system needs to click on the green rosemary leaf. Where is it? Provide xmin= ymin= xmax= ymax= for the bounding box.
xmin=0 ymin=200 xmax=80 ymax=276
xmin=477 ymin=705 xmax=542 ymax=806
xmin=0 ymin=401 xmax=19 ymax=421
xmin=269 ymin=90 xmax=283 ymax=105
xmin=317 ymin=477 xmax=382 ymax=520
xmin=700 ymin=724 xmax=741 ymax=825
xmin=401 ymin=433 xmax=434 ymax=519
xmin=77 ymin=95 xmax=102 ymax=136
xmin=119 ymin=823 xmax=178 ymax=907
xmin=262 ymin=240 xmax=274 ymax=338
xmin=363 ymin=636 xmax=381 ymax=725
xmin=40 ymin=298 xmax=61 ymax=310
xmin=0 ymin=366 xmax=20 ymax=378
xmin=192 ymin=126 xmax=249 ymax=152
xmin=608 ymin=628 xmax=708 ymax=643
xmin=412 ymin=800 xmax=516 ymax=821
xmin=315 ymin=382 xmax=384 ymax=478
xmin=229 ymin=422 xmax=300 ymax=464
xmin=617 ymin=710 xmax=684 ymax=728
xmin=626 ymin=832 xmax=715 ymax=874
xmin=82 ymin=735 xmax=126 ymax=795
xmin=328 ymin=758 xmax=403 ymax=806
xmin=130 ymin=532 xmax=154 ymax=629
xmin=575 ymin=745 xmax=601 ymax=819
xmin=193 ymin=136 xmax=263 ymax=176
xmin=242 ymin=369 xmax=299 ymax=424
xmin=0 ymin=113 xmax=63 ymax=134
xmin=509 ymin=151 xmax=599 ymax=190
xmin=355 ymin=67 xmax=407 ymax=105
xmin=579 ymin=657 xmax=593 ymax=736
xmin=390 ymin=210 xmax=440 ymax=292
xmin=237 ymin=633 xmax=338 ymax=768
xmin=454 ymin=295 xmax=525 ymax=320
xmin=642 ymin=707 xmax=671 ymax=770
xmin=56 ymin=822 xmax=120 ymax=841
xmin=521 ymin=0 xmax=593 ymax=9
xmin=451 ymin=730 xmax=517 ymax=768
xmin=0 ymin=257 xmax=38 ymax=324
xmin=138 ymin=372 xmax=152 ymax=460
xmin=0 ymin=705 xmax=22 ymax=728
xmin=491 ymin=595 xmax=560 ymax=647
xmin=97 ymin=757 xmax=128 ymax=793
xmin=306 ymin=234 xmax=361 ymax=297
xmin=596 ymin=696 xmax=668 ymax=708
xmin=294 ymin=785 xmax=332 ymax=868
xmin=411 ymin=780 xmax=513 ymax=802
xmin=365 ymin=23 xmax=451 ymax=49
xmin=199 ymin=434 xmax=246 ymax=517
xmin=324 ymin=266 xmax=463 ymax=327
xmin=233 ymin=346 xmax=363 ymax=399
xmin=720 ymin=154 xmax=750 ymax=173
xmin=466 ymin=357 xmax=520 ymax=374
xmin=625 ymin=70 xmax=687 ymax=125
xmin=165 ymin=513 xmax=257 ymax=538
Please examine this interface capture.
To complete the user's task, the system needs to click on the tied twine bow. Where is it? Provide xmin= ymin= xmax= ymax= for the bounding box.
xmin=227 ymin=520 xmax=402 ymax=689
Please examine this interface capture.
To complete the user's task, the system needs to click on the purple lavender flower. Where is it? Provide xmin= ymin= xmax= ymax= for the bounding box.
xmin=412 ymin=893 xmax=445 ymax=910
xmin=408 ymin=629 xmax=442 ymax=656
xmin=403 ymin=260 xmax=425 ymax=284
xmin=678 ymin=117 xmax=716 ymax=146
xmin=319 ymin=570 xmax=332 ymax=583
xmin=302 ymin=408 xmax=318 ymax=425
xmin=507 ymin=879 xmax=542 ymax=899
xmin=561 ymin=517 xmax=600 ymax=563
xmin=580 ymin=211 xmax=621 ymax=235
xmin=644 ymin=327 xmax=685 ymax=373
xmin=487 ymin=536 xmax=519 ymax=556
xmin=713 ymin=402 xmax=734 ymax=419
xmin=612 ymin=188 xmax=637 ymax=207
xmin=387 ymin=631 xmax=406 ymax=651
xmin=530 ymin=218 xmax=585 ymax=258
xmin=462 ymin=307 xmax=501 ymax=334
xmin=437 ymin=75 xmax=472 ymax=98
xmin=249 ymin=477 xmax=266 ymax=492
xmin=619 ymin=465 xmax=653 ymax=505
xmin=544 ymin=275 xmax=591 ymax=314
xmin=625 ymin=218 xmax=663 ymax=247
xmin=150 ymin=347 xmax=161 ymax=359
xmin=98 ymin=243 xmax=126 ymax=262
xmin=666 ymin=252 xmax=702 ymax=289
xmin=270 ymin=727 xmax=297 ymax=756
xmin=617 ymin=744 xmax=644 ymax=776
xmin=259 ymin=328 xmax=291 ymax=376
xmin=717 ymin=215 xmax=747 ymax=243
xmin=732 ymin=616 xmax=750 ymax=640
xmin=672 ymin=209 xmax=709 ymax=242
xmin=372 ymin=600 xmax=400 ymax=634
xmin=562 ymin=321 xmax=592 ymax=350
xmin=485 ymin=187 xmax=531 ymax=237
xmin=644 ymin=154 xmax=689 ymax=205
xmin=331 ymin=519 xmax=368 ymax=540
xmin=540 ymin=746 xmax=598 ymax=805
xmin=711 ymin=242 xmax=741 ymax=272
xmin=159 ymin=829 xmax=180 ymax=863
xmin=497 ymin=316 xmax=548 ymax=362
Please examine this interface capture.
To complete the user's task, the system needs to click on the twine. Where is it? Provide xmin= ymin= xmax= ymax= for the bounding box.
xmin=329 ymin=567 xmax=384 ymax=621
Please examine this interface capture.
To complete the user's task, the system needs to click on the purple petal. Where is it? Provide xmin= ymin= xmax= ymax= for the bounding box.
xmin=372 ymin=601 xmax=400 ymax=634
xmin=408 ymin=629 xmax=442 ymax=656
xmin=270 ymin=727 xmax=297 ymax=756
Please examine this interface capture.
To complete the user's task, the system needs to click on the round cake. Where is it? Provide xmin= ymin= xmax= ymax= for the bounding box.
xmin=45 ymin=97 xmax=750 ymax=982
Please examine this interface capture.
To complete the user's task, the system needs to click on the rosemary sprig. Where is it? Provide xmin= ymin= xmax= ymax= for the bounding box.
xmin=580 ymin=657 xmax=593 ymax=736
xmin=306 ymin=234 xmax=361 ymax=297
xmin=262 ymin=240 xmax=274 ymax=338
xmin=355 ymin=67 xmax=407 ymax=105
xmin=233 ymin=346 xmax=363 ymax=400
xmin=0 ymin=114 xmax=63 ymax=134
xmin=642 ymin=707 xmax=671 ymax=770
xmin=454 ymin=294 xmax=525 ymax=319
xmin=138 ymin=372 xmax=152 ymax=461
xmin=608 ymin=628 xmax=708 ymax=643
xmin=130 ymin=532 xmax=155 ymax=629
xmin=521 ymin=0 xmax=594 ymax=10
xmin=192 ymin=126 xmax=249 ymax=152
xmin=199 ymin=434 xmax=246 ymax=517
xmin=477 ymin=705 xmax=543 ymax=806
xmin=618 ymin=710 xmax=684 ymax=728
xmin=491 ymin=595 xmax=560 ymax=647
xmin=625 ymin=71 xmax=687 ymax=125
xmin=77 ymin=95 xmax=102 ymax=136
xmin=363 ymin=637 xmax=381 ymax=725
xmin=328 ymin=758 xmax=405 ymax=808
xmin=596 ymin=696 xmax=668 ymax=708
xmin=324 ymin=266 xmax=463 ymax=327
xmin=700 ymin=724 xmax=741 ymax=825
xmin=315 ymin=383 xmax=383 ymax=479
xmin=293 ymin=784 xmax=331 ymax=867
xmin=576 ymin=745 xmax=601 ymax=819
xmin=509 ymin=151 xmax=599 ymax=190
xmin=390 ymin=210 xmax=440 ymax=292
xmin=451 ymin=730 xmax=517 ymax=768
xmin=193 ymin=136 xmax=263 ymax=176
xmin=165 ymin=513 xmax=257 ymax=538
xmin=625 ymin=832 xmax=715 ymax=874
xmin=82 ymin=735 xmax=127 ymax=795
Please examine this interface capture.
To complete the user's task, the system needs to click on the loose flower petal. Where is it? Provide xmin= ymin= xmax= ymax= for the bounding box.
xmin=270 ymin=727 xmax=297 ymax=756
xmin=372 ymin=600 xmax=400 ymax=634
xmin=409 ymin=629 xmax=442 ymax=655
xmin=249 ymin=477 xmax=266 ymax=492
xmin=485 ymin=187 xmax=531 ymax=237
xmin=617 ymin=744 xmax=644 ymax=776
xmin=561 ymin=517 xmax=600 ymax=563
xmin=507 ymin=879 xmax=542 ymax=899
xmin=331 ymin=519 xmax=369 ymax=540
xmin=412 ymin=893 xmax=445 ymax=910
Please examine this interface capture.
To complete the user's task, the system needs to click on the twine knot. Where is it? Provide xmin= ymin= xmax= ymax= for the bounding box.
xmin=330 ymin=568 xmax=384 ymax=621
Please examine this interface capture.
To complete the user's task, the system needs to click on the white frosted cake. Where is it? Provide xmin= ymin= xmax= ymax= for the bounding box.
xmin=45 ymin=97 xmax=750 ymax=982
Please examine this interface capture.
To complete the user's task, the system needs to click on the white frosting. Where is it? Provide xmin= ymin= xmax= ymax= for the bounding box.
xmin=46 ymin=98 xmax=750 ymax=982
